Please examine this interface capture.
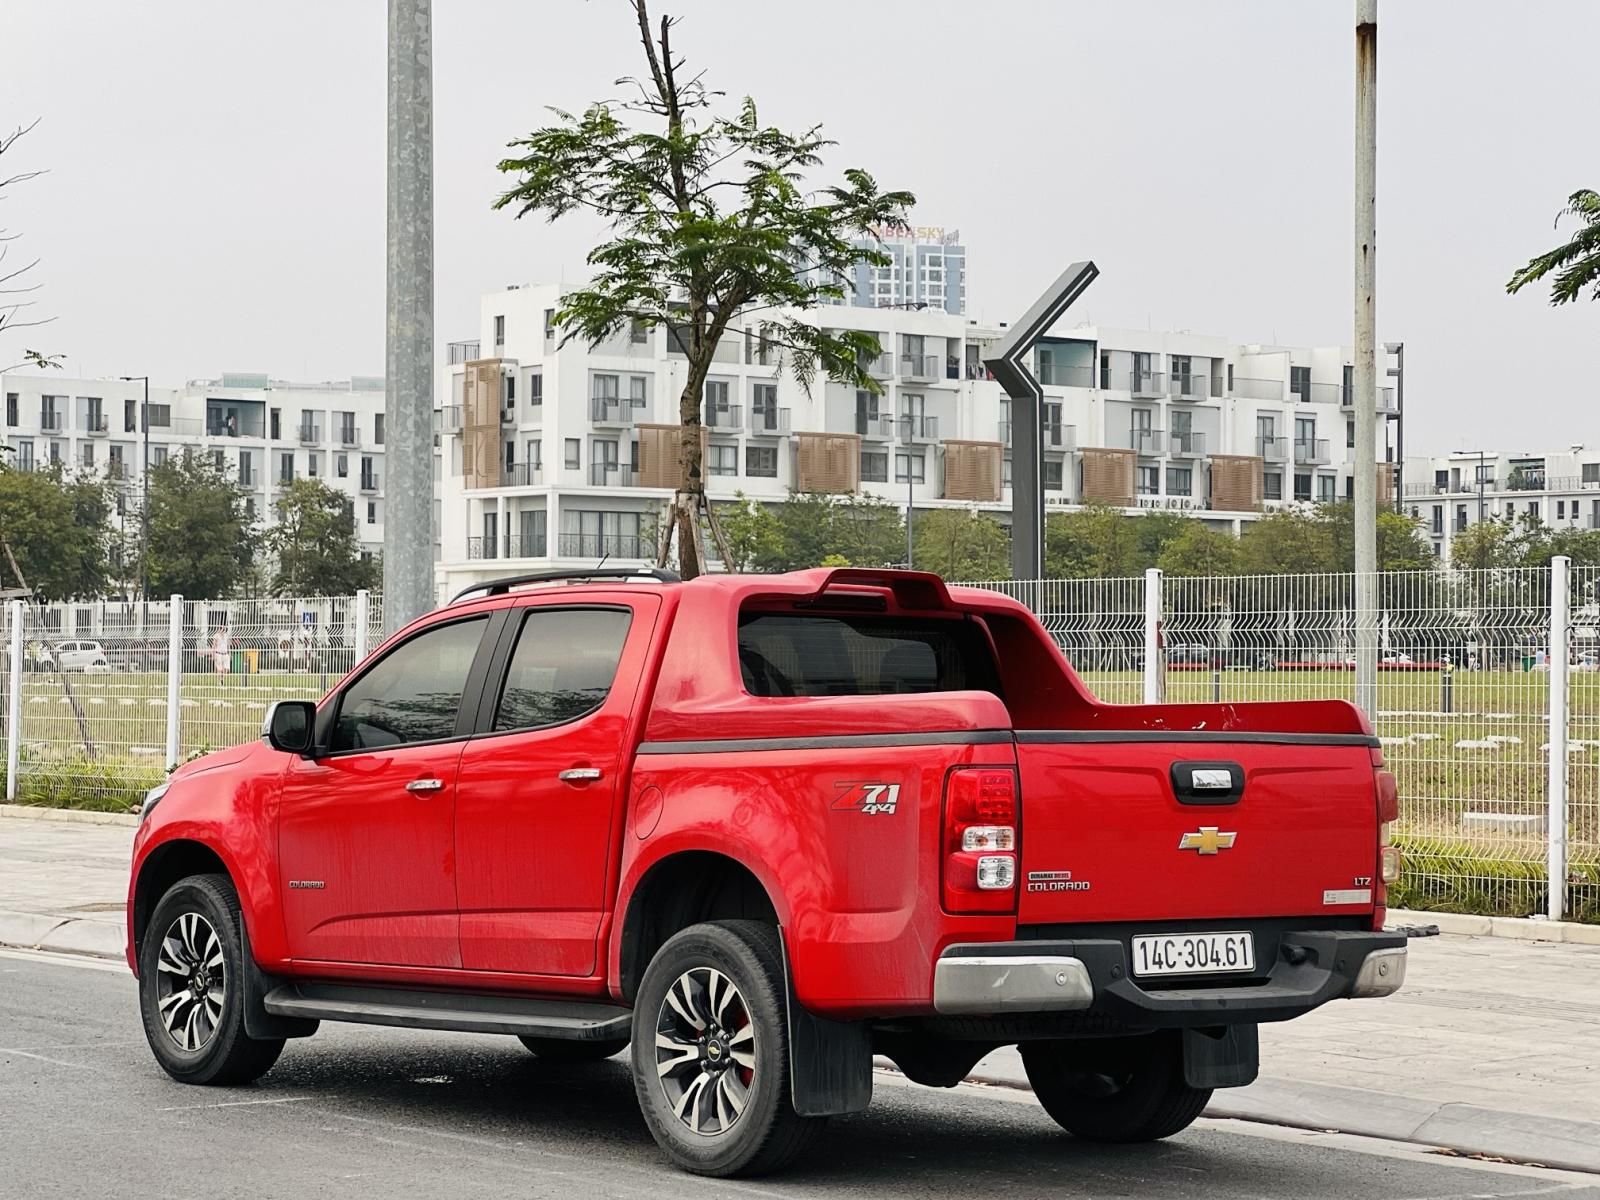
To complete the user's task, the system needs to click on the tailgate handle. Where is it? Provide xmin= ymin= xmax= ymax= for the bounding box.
xmin=1170 ymin=762 xmax=1244 ymax=804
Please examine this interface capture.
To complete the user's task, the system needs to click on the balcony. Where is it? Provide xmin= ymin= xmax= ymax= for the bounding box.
xmin=899 ymin=354 xmax=940 ymax=382
xmin=1336 ymin=384 xmax=1398 ymax=412
xmin=900 ymin=414 xmax=939 ymax=443
xmin=1036 ymin=361 xmax=1093 ymax=389
xmin=439 ymin=408 xmax=462 ymax=434
xmin=746 ymin=407 xmax=791 ymax=437
xmin=504 ymin=462 xmax=543 ymax=487
xmin=588 ymin=462 xmax=637 ymax=487
xmin=590 ymin=396 xmax=638 ymax=427
xmin=558 ymin=532 xmax=652 ymax=560
xmin=1131 ymin=370 xmax=1166 ymax=398
xmin=704 ymin=405 xmax=743 ymax=432
xmin=238 ymin=470 xmax=258 ymax=488
xmin=298 ymin=423 xmax=322 ymax=445
xmin=862 ymin=352 xmax=895 ymax=380
xmin=1294 ymin=438 xmax=1332 ymax=465
xmin=39 ymin=413 xmax=63 ymax=432
xmin=446 ymin=340 xmax=481 ymax=365
xmin=466 ymin=536 xmax=498 ymax=560
xmin=1167 ymin=375 xmax=1212 ymax=402
xmin=336 ymin=427 xmax=361 ymax=449
xmin=1000 ymin=421 xmax=1078 ymax=451
xmin=855 ymin=413 xmax=894 ymax=440
xmin=1127 ymin=428 xmax=1167 ymax=455
xmin=1257 ymin=435 xmax=1290 ymax=461
xmin=505 ymin=533 xmax=548 ymax=558
xmin=1234 ymin=377 xmax=1286 ymax=402
xmin=85 ymin=414 xmax=109 ymax=437
xmin=1168 ymin=431 xmax=1207 ymax=458
xmin=359 ymin=473 xmax=379 ymax=494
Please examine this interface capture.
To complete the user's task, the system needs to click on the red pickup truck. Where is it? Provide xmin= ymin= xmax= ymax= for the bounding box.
xmin=126 ymin=567 xmax=1406 ymax=1177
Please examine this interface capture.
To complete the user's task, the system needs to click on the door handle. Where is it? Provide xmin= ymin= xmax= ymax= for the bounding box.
xmin=559 ymin=767 xmax=603 ymax=783
xmin=405 ymin=778 xmax=444 ymax=794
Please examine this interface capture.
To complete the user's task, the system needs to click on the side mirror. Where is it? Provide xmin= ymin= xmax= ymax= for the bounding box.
xmin=263 ymin=700 xmax=317 ymax=756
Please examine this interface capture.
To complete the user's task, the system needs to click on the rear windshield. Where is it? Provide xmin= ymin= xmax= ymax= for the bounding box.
xmin=737 ymin=612 xmax=1001 ymax=697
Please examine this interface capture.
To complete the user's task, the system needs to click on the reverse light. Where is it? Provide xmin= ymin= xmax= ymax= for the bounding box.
xmin=1380 ymin=826 xmax=1402 ymax=884
xmin=943 ymin=768 xmax=1019 ymax=913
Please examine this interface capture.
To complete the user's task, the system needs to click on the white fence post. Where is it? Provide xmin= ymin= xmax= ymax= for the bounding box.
xmin=1143 ymin=567 xmax=1164 ymax=704
xmin=1547 ymin=556 xmax=1570 ymax=921
xmin=165 ymin=595 xmax=183 ymax=771
xmin=353 ymin=588 xmax=370 ymax=663
xmin=6 ymin=600 xmax=22 ymax=801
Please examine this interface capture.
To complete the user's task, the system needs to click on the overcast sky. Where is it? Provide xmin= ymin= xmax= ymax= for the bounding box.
xmin=3 ymin=0 xmax=1597 ymax=454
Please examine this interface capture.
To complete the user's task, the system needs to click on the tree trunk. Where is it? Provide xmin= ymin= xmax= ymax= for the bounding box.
xmin=670 ymin=366 xmax=708 ymax=579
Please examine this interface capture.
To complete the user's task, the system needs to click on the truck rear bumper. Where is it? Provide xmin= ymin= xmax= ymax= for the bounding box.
xmin=933 ymin=930 xmax=1406 ymax=1024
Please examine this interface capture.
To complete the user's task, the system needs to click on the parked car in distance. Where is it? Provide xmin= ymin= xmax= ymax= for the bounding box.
xmin=56 ymin=639 xmax=110 ymax=672
xmin=1165 ymin=643 xmax=1212 ymax=664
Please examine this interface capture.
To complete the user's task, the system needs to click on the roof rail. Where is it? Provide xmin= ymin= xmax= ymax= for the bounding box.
xmin=448 ymin=567 xmax=681 ymax=605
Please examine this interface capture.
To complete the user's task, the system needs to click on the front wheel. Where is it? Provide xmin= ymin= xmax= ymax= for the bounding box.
xmin=137 ymin=873 xmax=284 ymax=1086
xmin=630 ymin=920 xmax=824 ymax=1177
xmin=1021 ymin=1033 xmax=1210 ymax=1143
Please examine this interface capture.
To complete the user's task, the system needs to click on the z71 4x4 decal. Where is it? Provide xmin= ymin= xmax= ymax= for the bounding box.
xmin=831 ymin=782 xmax=901 ymax=815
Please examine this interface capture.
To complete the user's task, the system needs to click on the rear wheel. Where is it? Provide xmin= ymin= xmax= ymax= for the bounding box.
xmin=138 ymin=874 xmax=284 ymax=1086
xmin=630 ymin=920 xmax=824 ymax=1177
xmin=517 ymin=1036 xmax=628 ymax=1062
xmin=1021 ymin=1033 xmax=1209 ymax=1143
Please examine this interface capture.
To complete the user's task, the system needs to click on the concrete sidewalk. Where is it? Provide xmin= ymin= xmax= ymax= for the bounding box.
xmin=4 ymin=810 xmax=1600 ymax=1171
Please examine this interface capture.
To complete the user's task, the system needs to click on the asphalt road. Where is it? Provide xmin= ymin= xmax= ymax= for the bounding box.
xmin=4 ymin=950 xmax=1598 ymax=1200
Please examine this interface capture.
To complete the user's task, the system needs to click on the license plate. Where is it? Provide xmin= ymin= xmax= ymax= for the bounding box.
xmin=1131 ymin=931 xmax=1255 ymax=978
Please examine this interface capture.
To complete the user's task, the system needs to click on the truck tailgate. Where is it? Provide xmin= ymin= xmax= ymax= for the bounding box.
xmin=1015 ymin=735 xmax=1380 ymax=925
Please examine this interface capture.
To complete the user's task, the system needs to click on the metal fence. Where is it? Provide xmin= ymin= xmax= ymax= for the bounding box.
xmin=969 ymin=562 xmax=1599 ymax=924
xmin=2 ymin=590 xmax=385 ymax=808
xmin=3 ymin=566 xmax=1597 ymax=924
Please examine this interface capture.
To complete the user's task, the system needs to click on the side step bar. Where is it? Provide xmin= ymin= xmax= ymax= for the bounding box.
xmin=262 ymin=982 xmax=633 ymax=1041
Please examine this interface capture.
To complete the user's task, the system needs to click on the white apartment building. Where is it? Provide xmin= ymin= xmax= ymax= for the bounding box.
xmin=0 ymin=371 xmax=391 ymax=562
xmin=1401 ymin=450 xmax=1600 ymax=562
xmin=435 ymin=283 xmax=1400 ymax=598
xmin=819 ymin=226 xmax=968 ymax=315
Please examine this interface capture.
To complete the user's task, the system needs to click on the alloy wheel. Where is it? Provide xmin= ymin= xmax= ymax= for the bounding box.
xmin=654 ymin=966 xmax=757 ymax=1135
xmin=153 ymin=911 xmax=226 ymax=1052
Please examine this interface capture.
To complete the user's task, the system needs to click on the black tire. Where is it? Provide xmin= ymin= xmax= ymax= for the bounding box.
xmin=1021 ymin=1032 xmax=1210 ymax=1143
xmin=517 ymin=1036 xmax=629 ymax=1062
xmin=138 ymin=873 xmax=285 ymax=1086
xmin=630 ymin=920 xmax=824 ymax=1177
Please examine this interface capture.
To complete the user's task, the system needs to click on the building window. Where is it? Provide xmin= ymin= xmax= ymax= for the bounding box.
xmin=493 ymin=314 xmax=505 ymax=347
xmin=152 ymin=446 xmax=167 ymax=467
xmin=752 ymin=383 xmax=778 ymax=429
xmin=709 ymin=445 xmax=737 ymax=476
xmin=1044 ymin=460 xmax=1064 ymax=491
xmin=125 ymin=399 xmax=138 ymax=433
xmin=861 ymin=451 xmax=888 ymax=482
xmin=1506 ymin=502 xmax=1516 ymax=517
xmin=1346 ymin=420 xmax=1355 ymax=449
xmin=1265 ymin=473 xmax=1283 ymax=501
xmin=1137 ymin=465 xmax=1159 ymax=496
xmin=1456 ymin=504 xmax=1468 ymax=530
xmin=1584 ymin=463 xmax=1600 ymax=485
xmin=238 ymin=450 xmax=254 ymax=486
xmin=367 ymin=501 xmax=377 ymax=525
xmin=1290 ymin=365 xmax=1311 ymax=400
xmin=1226 ymin=363 xmax=1234 ymax=392
xmin=1167 ymin=466 xmax=1192 ymax=497
xmin=629 ymin=375 xmax=647 ymax=408
xmin=1294 ymin=473 xmax=1312 ymax=501
xmin=374 ymin=413 xmax=385 ymax=445
xmin=15 ymin=440 xmax=32 ymax=470
xmin=279 ymin=453 xmax=294 ymax=483
xmin=80 ymin=442 xmax=94 ymax=468
xmin=1003 ymin=455 xmax=1012 ymax=489
xmin=505 ymin=441 xmax=516 ymax=472
xmin=746 ymin=446 xmax=778 ymax=478
xmin=543 ymin=309 xmax=555 ymax=340
xmin=528 ymin=438 xmax=541 ymax=469
xmin=704 ymin=379 xmax=730 ymax=412
xmin=1529 ymin=501 xmax=1541 ymax=521
xmin=108 ymin=445 xmax=124 ymax=477
xmin=564 ymin=438 xmax=580 ymax=470
xmin=1318 ymin=474 xmax=1336 ymax=503
xmin=630 ymin=318 xmax=650 ymax=344
xmin=895 ymin=451 xmax=925 ymax=484
xmin=1431 ymin=505 xmax=1443 ymax=534
xmin=4 ymin=393 xmax=15 ymax=427
xmin=337 ymin=453 xmax=349 ymax=478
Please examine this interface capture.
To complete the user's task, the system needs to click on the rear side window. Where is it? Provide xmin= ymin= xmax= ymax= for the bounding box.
xmin=737 ymin=612 xmax=1000 ymax=697
xmin=493 ymin=608 xmax=632 ymax=731
xmin=332 ymin=616 xmax=488 ymax=751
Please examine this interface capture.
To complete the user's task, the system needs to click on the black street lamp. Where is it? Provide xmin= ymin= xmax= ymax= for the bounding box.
xmin=120 ymin=376 xmax=150 ymax=614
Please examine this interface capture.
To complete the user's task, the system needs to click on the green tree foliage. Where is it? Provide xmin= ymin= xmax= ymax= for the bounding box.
xmin=912 ymin=508 xmax=1009 ymax=581
xmin=142 ymin=450 xmax=255 ymax=599
xmin=0 ymin=465 xmax=111 ymax=600
xmin=1158 ymin=522 xmax=1241 ymax=577
xmin=266 ymin=479 xmax=380 ymax=597
xmin=1506 ymin=189 xmax=1600 ymax=306
xmin=1044 ymin=505 xmax=1171 ymax=579
xmin=494 ymin=0 xmax=914 ymax=579
xmin=716 ymin=494 xmax=785 ymax=572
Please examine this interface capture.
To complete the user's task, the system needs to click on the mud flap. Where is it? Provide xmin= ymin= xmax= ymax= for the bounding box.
xmin=1183 ymin=1023 xmax=1258 ymax=1089
xmin=779 ymin=929 xmax=872 ymax=1116
xmin=241 ymin=925 xmax=319 ymax=1041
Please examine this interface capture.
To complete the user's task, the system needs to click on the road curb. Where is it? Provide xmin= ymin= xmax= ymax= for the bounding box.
xmin=0 ymin=804 xmax=139 ymax=828
xmin=0 ymin=910 xmax=125 ymax=960
xmin=961 ymin=1067 xmax=1600 ymax=1174
xmin=1388 ymin=906 xmax=1600 ymax=947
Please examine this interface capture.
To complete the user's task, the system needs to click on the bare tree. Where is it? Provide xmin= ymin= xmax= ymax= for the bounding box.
xmin=0 ymin=119 xmax=62 ymax=373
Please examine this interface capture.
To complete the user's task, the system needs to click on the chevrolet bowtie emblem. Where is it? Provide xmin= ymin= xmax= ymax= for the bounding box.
xmin=1179 ymin=827 xmax=1237 ymax=855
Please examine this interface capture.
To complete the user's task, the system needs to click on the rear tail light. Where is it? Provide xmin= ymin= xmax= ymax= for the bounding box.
xmin=943 ymin=768 xmax=1018 ymax=913
xmin=1375 ymin=769 xmax=1401 ymax=918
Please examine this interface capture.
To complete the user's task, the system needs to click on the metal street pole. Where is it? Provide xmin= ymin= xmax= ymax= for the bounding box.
xmin=384 ymin=0 xmax=436 ymax=628
xmin=905 ymin=452 xmax=914 ymax=568
xmin=1353 ymin=0 xmax=1379 ymax=722
xmin=1385 ymin=341 xmax=1404 ymax=510
xmin=121 ymin=375 xmax=151 ymax=624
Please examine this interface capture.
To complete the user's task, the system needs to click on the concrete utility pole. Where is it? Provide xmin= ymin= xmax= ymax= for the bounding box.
xmin=384 ymin=0 xmax=436 ymax=629
xmin=1353 ymin=0 xmax=1379 ymax=722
